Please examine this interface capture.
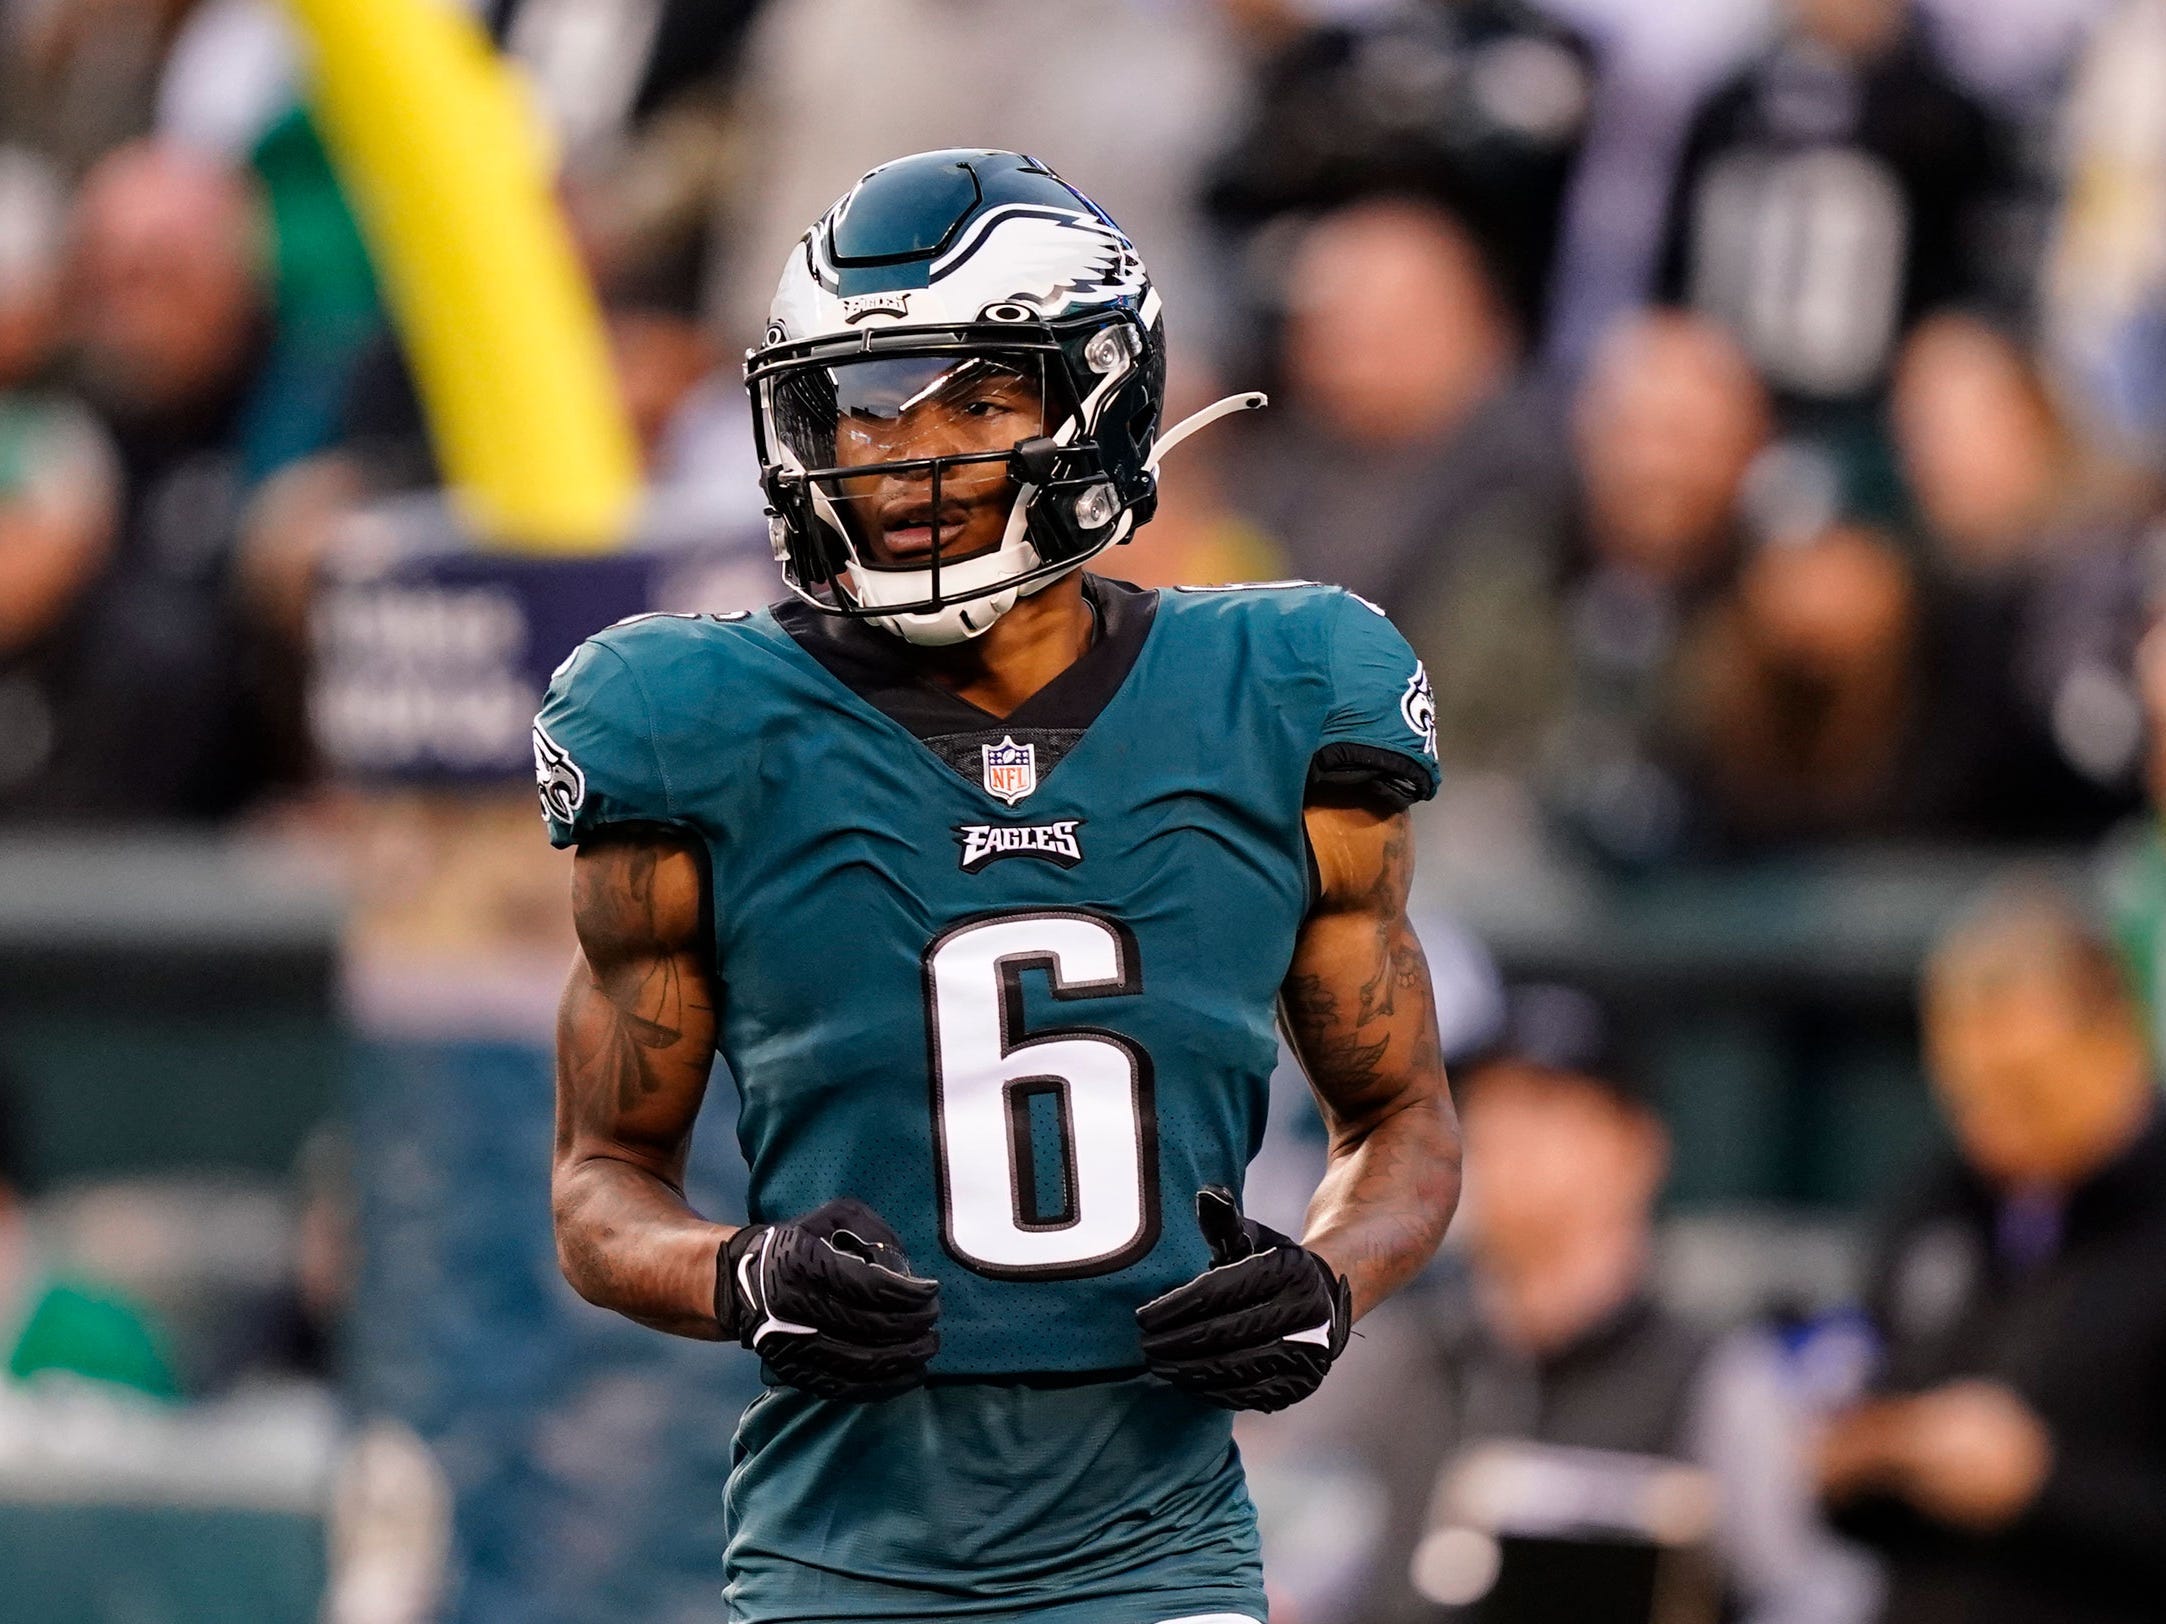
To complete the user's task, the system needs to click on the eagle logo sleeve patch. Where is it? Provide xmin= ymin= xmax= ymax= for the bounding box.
xmin=1401 ymin=665 xmax=1438 ymax=761
xmin=533 ymin=721 xmax=587 ymax=825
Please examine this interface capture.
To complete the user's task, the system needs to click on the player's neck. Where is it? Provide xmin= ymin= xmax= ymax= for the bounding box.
xmin=910 ymin=574 xmax=1095 ymax=720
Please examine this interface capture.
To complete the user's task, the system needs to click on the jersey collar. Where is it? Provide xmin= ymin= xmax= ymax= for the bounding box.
xmin=772 ymin=573 xmax=1159 ymax=742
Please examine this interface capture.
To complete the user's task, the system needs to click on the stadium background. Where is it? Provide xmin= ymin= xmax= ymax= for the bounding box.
xmin=0 ymin=0 xmax=2161 ymax=1618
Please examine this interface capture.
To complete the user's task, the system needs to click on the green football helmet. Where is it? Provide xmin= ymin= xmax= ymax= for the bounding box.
xmin=746 ymin=149 xmax=1259 ymax=645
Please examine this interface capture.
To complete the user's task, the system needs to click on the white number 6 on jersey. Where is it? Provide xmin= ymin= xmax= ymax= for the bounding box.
xmin=923 ymin=911 xmax=1160 ymax=1279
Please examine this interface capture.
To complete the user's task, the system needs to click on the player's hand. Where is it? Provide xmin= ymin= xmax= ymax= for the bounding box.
xmin=714 ymin=1198 xmax=941 ymax=1401
xmin=1135 ymin=1186 xmax=1351 ymax=1413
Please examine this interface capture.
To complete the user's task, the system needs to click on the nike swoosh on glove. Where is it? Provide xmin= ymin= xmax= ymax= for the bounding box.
xmin=714 ymin=1197 xmax=940 ymax=1401
xmin=1134 ymin=1186 xmax=1352 ymax=1413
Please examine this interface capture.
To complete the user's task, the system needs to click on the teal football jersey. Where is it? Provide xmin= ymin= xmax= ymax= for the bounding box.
xmin=535 ymin=576 xmax=1438 ymax=1621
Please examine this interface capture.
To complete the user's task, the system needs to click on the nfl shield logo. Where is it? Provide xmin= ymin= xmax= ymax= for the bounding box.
xmin=981 ymin=736 xmax=1037 ymax=805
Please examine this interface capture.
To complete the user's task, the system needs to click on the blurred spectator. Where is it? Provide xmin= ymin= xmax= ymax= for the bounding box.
xmin=490 ymin=0 xmax=762 ymax=169
xmin=1536 ymin=0 xmax=1776 ymax=372
xmin=1252 ymin=983 xmax=1866 ymax=1624
xmin=495 ymin=0 xmax=764 ymax=295
xmin=1 ymin=140 xmax=281 ymax=819
xmin=69 ymin=140 xmax=266 ymax=441
xmin=1224 ymin=197 xmax=1571 ymax=767
xmin=0 ymin=1072 xmax=176 ymax=1398
xmin=1892 ymin=314 xmax=2076 ymax=579
xmin=1680 ymin=522 xmax=1940 ymax=848
xmin=1536 ymin=310 xmax=1766 ymax=862
xmin=2043 ymin=0 xmax=2166 ymax=480
xmin=1544 ymin=309 xmax=2048 ymax=855
xmin=594 ymin=223 xmax=777 ymax=604
xmin=155 ymin=12 xmax=380 ymax=469
xmin=201 ymin=1129 xmax=349 ymax=1391
xmin=151 ymin=0 xmax=769 ymax=177
xmin=594 ymin=235 xmax=733 ymax=481
xmin=239 ymin=213 xmax=776 ymax=785
xmin=0 ymin=143 xmax=119 ymax=799
xmin=1204 ymin=0 xmax=1597 ymax=340
xmin=0 ymin=0 xmax=192 ymax=174
xmin=245 ymin=208 xmax=760 ymax=554
xmin=1657 ymin=0 xmax=2022 ymax=420
xmin=1820 ymin=884 xmax=2166 ymax=1624
xmin=1887 ymin=315 xmax=2150 ymax=840
xmin=1572 ymin=311 xmax=1768 ymax=591
xmin=720 ymin=0 xmax=1238 ymax=356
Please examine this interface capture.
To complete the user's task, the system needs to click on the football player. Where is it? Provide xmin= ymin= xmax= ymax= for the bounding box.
xmin=541 ymin=150 xmax=1461 ymax=1623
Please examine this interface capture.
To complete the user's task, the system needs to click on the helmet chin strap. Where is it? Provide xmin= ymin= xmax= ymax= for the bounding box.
xmin=873 ymin=588 xmax=1018 ymax=647
xmin=853 ymin=486 xmax=1042 ymax=646
xmin=851 ymin=391 xmax=1268 ymax=647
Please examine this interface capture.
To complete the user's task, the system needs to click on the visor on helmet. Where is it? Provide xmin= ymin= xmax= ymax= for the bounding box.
xmin=764 ymin=350 xmax=1057 ymax=579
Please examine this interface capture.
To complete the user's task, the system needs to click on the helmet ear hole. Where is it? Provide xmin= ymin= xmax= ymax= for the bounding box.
xmin=1134 ymin=342 xmax=1166 ymax=454
xmin=1126 ymin=395 xmax=1156 ymax=460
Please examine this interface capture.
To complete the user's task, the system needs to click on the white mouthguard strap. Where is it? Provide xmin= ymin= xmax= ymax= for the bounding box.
xmin=1145 ymin=391 xmax=1268 ymax=474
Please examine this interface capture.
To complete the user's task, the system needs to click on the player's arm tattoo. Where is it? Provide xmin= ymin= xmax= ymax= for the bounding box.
xmin=553 ymin=827 xmax=732 ymax=1339
xmin=1282 ymin=800 xmax=1461 ymax=1320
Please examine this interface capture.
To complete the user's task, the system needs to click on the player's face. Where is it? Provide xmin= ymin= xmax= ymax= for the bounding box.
xmin=1927 ymin=976 xmax=2147 ymax=1187
xmin=1457 ymin=1063 xmax=1666 ymax=1269
xmin=827 ymin=356 xmax=1046 ymax=568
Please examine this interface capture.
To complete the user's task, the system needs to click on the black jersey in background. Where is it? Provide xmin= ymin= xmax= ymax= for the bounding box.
xmin=1205 ymin=0 xmax=1598 ymax=344
xmin=1657 ymin=18 xmax=2022 ymax=413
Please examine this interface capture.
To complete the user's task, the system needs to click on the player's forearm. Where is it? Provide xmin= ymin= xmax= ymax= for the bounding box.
xmin=552 ymin=1154 xmax=732 ymax=1339
xmin=1302 ymin=1080 xmax=1460 ymax=1319
xmin=552 ymin=857 xmax=725 ymax=1339
xmin=1282 ymin=839 xmax=1463 ymax=1319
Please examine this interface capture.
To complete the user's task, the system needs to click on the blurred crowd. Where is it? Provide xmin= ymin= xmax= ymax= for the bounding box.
xmin=1248 ymin=885 xmax=2166 ymax=1624
xmin=7 ymin=1 xmax=2166 ymax=1622
xmin=4 ymin=0 xmax=2166 ymax=867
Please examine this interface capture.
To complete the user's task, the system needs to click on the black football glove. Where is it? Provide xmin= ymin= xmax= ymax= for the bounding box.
xmin=1135 ymin=1186 xmax=1352 ymax=1413
xmin=714 ymin=1197 xmax=940 ymax=1401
